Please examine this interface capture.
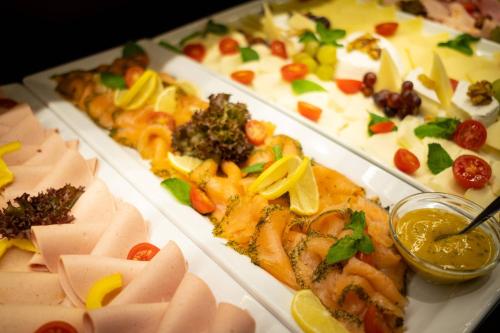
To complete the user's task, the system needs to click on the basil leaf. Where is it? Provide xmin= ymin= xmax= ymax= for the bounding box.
xmin=100 ymin=72 xmax=126 ymax=90
xmin=345 ymin=211 xmax=366 ymax=239
xmin=159 ymin=40 xmax=182 ymax=54
xmin=427 ymin=143 xmax=453 ymax=174
xmin=242 ymin=162 xmax=265 ymax=174
xmin=326 ymin=236 xmax=358 ymax=264
xmin=437 ymin=33 xmax=479 ymax=56
xmin=368 ymin=112 xmax=396 ymax=136
xmin=240 ymin=47 xmax=260 ymax=62
xmin=273 ymin=145 xmax=283 ymax=161
xmin=414 ymin=118 xmax=460 ymax=139
xmin=316 ymin=22 xmax=345 ymax=46
xmin=204 ymin=19 xmax=229 ymax=36
xmin=299 ymin=31 xmax=319 ymax=43
xmin=358 ymin=234 xmax=375 ymax=253
xmin=161 ymin=178 xmax=191 ymax=206
xmin=291 ymin=79 xmax=326 ymax=94
xmin=180 ymin=31 xmax=203 ymax=46
xmin=122 ymin=41 xmax=145 ymax=58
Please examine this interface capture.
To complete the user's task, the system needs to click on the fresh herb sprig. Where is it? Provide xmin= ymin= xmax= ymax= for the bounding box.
xmin=427 ymin=143 xmax=453 ymax=174
xmin=414 ymin=118 xmax=460 ymax=139
xmin=437 ymin=34 xmax=480 ymax=56
xmin=299 ymin=22 xmax=346 ymax=47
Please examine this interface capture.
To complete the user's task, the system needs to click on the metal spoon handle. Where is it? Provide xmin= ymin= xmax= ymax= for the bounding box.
xmin=458 ymin=196 xmax=500 ymax=236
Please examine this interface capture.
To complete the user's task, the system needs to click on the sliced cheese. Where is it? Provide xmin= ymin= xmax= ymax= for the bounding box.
xmin=374 ymin=49 xmax=402 ymax=92
xmin=464 ymin=186 xmax=496 ymax=208
xmin=430 ymin=52 xmax=453 ymax=110
xmin=288 ymin=12 xmax=316 ymax=35
xmin=262 ymin=2 xmax=283 ymax=41
xmin=452 ymin=81 xmax=499 ymax=126
xmin=486 ymin=121 xmax=500 ymax=151
xmin=491 ymin=161 xmax=500 ymax=196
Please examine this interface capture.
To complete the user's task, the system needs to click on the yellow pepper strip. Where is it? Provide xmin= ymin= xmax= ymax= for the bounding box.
xmin=0 ymin=238 xmax=37 ymax=259
xmin=86 ymin=273 xmax=123 ymax=310
xmin=0 ymin=141 xmax=22 ymax=188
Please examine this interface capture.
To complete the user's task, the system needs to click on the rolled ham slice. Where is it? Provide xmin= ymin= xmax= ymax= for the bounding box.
xmin=72 ymin=179 xmax=116 ymax=226
xmin=209 ymin=303 xmax=256 ymax=333
xmin=84 ymin=303 xmax=168 ymax=333
xmin=2 ymin=164 xmax=52 ymax=199
xmin=91 ymin=201 xmax=148 ymax=258
xmin=58 ymin=255 xmax=146 ymax=307
xmin=21 ymin=131 xmax=69 ymax=166
xmin=2 ymin=144 xmax=39 ymax=165
xmin=0 ymin=111 xmax=45 ymax=145
xmin=111 ymin=241 xmax=186 ymax=305
xmin=156 ymin=273 xmax=217 ymax=333
xmin=29 ymin=253 xmax=48 ymax=272
xmin=0 ymin=247 xmax=33 ymax=272
xmin=0 ymin=103 xmax=32 ymax=127
xmin=0 ymin=271 xmax=64 ymax=305
xmin=0 ymin=304 xmax=84 ymax=333
xmin=31 ymin=223 xmax=108 ymax=272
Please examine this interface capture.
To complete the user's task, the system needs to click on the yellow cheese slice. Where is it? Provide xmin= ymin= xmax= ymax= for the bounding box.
xmin=375 ymin=49 xmax=402 ymax=92
xmin=430 ymin=52 xmax=453 ymax=109
xmin=486 ymin=121 xmax=500 ymax=151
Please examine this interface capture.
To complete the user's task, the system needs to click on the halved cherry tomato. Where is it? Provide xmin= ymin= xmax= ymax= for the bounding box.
xmin=183 ymin=43 xmax=206 ymax=62
xmin=336 ymin=79 xmax=363 ymax=94
xmin=127 ymin=242 xmax=160 ymax=261
xmin=270 ymin=40 xmax=287 ymax=59
xmin=450 ymin=78 xmax=459 ymax=92
xmin=453 ymin=119 xmax=487 ymax=151
xmin=281 ymin=63 xmax=308 ymax=82
xmin=394 ymin=148 xmax=420 ymax=174
xmin=231 ymin=70 xmax=255 ymax=85
xmin=124 ymin=66 xmax=145 ymax=88
xmin=297 ymin=101 xmax=322 ymax=122
xmin=452 ymin=154 xmax=492 ymax=189
xmin=219 ymin=37 xmax=239 ymax=55
xmin=190 ymin=187 xmax=216 ymax=214
xmin=0 ymin=98 xmax=18 ymax=109
xmin=364 ymin=304 xmax=390 ymax=333
xmin=245 ymin=119 xmax=267 ymax=145
xmin=35 ymin=321 xmax=78 ymax=333
xmin=356 ymin=252 xmax=375 ymax=266
xmin=375 ymin=22 xmax=399 ymax=37
xmin=369 ymin=121 xmax=396 ymax=134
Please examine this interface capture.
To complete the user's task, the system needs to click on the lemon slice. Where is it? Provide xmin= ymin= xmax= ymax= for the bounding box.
xmin=289 ymin=158 xmax=319 ymax=215
xmin=167 ymin=152 xmax=203 ymax=174
xmin=148 ymin=74 xmax=164 ymax=104
xmin=176 ymin=80 xmax=199 ymax=97
xmin=155 ymin=86 xmax=178 ymax=113
xmin=114 ymin=69 xmax=159 ymax=110
xmin=292 ymin=289 xmax=349 ymax=333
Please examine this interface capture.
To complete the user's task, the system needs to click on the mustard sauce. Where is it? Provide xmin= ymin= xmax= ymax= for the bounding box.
xmin=396 ymin=208 xmax=494 ymax=271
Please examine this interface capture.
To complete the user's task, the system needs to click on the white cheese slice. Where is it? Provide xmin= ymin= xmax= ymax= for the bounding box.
xmin=452 ymin=80 xmax=499 ymax=127
xmin=427 ymin=167 xmax=465 ymax=196
xmin=406 ymin=68 xmax=439 ymax=103
xmin=486 ymin=121 xmax=500 ymax=151
xmin=374 ymin=49 xmax=402 ymax=92
xmin=491 ymin=161 xmax=500 ymax=196
xmin=464 ymin=186 xmax=496 ymax=209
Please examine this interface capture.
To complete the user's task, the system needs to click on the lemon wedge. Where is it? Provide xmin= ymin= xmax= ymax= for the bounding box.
xmin=114 ymin=69 xmax=160 ymax=110
xmin=176 ymin=80 xmax=199 ymax=97
xmin=292 ymin=289 xmax=349 ymax=333
xmin=155 ymin=86 xmax=178 ymax=113
xmin=289 ymin=158 xmax=319 ymax=215
xmin=167 ymin=152 xmax=203 ymax=174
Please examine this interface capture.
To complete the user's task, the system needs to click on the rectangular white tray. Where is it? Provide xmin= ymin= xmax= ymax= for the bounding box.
xmin=0 ymin=83 xmax=287 ymax=333
xmin=23 ymin=40 xmax=500 ymax=333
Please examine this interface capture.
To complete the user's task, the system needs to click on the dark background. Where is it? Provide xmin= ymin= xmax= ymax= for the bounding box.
xmin=0 ymin=0 xmax=497 ymax=331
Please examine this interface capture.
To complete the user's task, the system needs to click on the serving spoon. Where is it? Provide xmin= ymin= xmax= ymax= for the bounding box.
xmin=435 ymin=196 xmax=500 ymax=242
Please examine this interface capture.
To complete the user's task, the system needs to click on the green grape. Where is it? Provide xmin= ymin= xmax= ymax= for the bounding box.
xmin=316 ymin=45 xmax=337 ymax=65
xmin=493 ymin=79 xmax=500 ymax=103
xmin=304 ymin=41 xmax=320 ymax=56
xmin=315 ymin=64 xmax=335 ymax=81
xmin=300 ymin=57 xmax=318 ymax=73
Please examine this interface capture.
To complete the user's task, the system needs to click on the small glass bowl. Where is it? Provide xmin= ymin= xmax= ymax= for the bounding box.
xmin=389 ymin=192 xmax=500 ymax=284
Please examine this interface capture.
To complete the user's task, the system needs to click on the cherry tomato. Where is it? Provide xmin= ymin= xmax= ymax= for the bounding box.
xmin=245 ymin=120 xmax=268 ymax=145
xmin=219 ymin=37 xmax=239 ymax=55
xmin=281 ymin=63 xmax=308 ymax=82
xmin=190 ymin=187 xmax=216 ymax=214
xmin=452 ymin=155 xmax=492 ymax=189
xmin=375 ymin=22 xmax=399 ymax=37
xmin=369 ymin=121 xmax=396 ymax=134
xmin=462 ymin=1 xmax=478 ymax=14
xmin=394 ymin=148 xmax=420 ymax=174
xmin=336 ymin=79 xmax=363 ymax=94
xmin=453 ymin=119 xmax=487 ymax=151
xmin=270 ymin=40 xmax=287 ymax=59
xmin=124 ymin=66 xmax=145 ymax=88
xmin=364 ymin=304 xmax=390 ymax=333
xmin=0 ymin=98 xmax=18 ymax=109
xmin=183 ymin=43 xmax=206 ymax=62
xmin=35 ymin=321 xmax=78 ymax=333
xmin=231 ymin=70 xmax=255 ymax=85
xmin=127 ymin=242 xmax=160 ymax=261
xmin=450 ymin=78 xmax=459 ymax=92
xmin=356 ymin=252 xmax=375 ymax=266
xmin=297 ymin=101 xmax=322 ymax=122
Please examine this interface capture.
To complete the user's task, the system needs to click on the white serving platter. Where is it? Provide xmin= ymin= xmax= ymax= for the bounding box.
xmin=0 ymin=83 xmax=287 ymax=333
xmin=23 ymin=40 xmax=500 ymax=333
xmin=152 ymin=0 xmax=500 ymax=194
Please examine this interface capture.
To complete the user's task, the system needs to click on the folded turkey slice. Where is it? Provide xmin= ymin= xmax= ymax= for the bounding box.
xmin=209 ymin=303 xmax=256 ymax=333
xmin=0 ymin=271 xmax=64 ymax=305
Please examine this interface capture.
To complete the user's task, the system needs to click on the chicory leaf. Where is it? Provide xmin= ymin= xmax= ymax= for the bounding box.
xmin=161 ymin=178 xmax=191 ymax=206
